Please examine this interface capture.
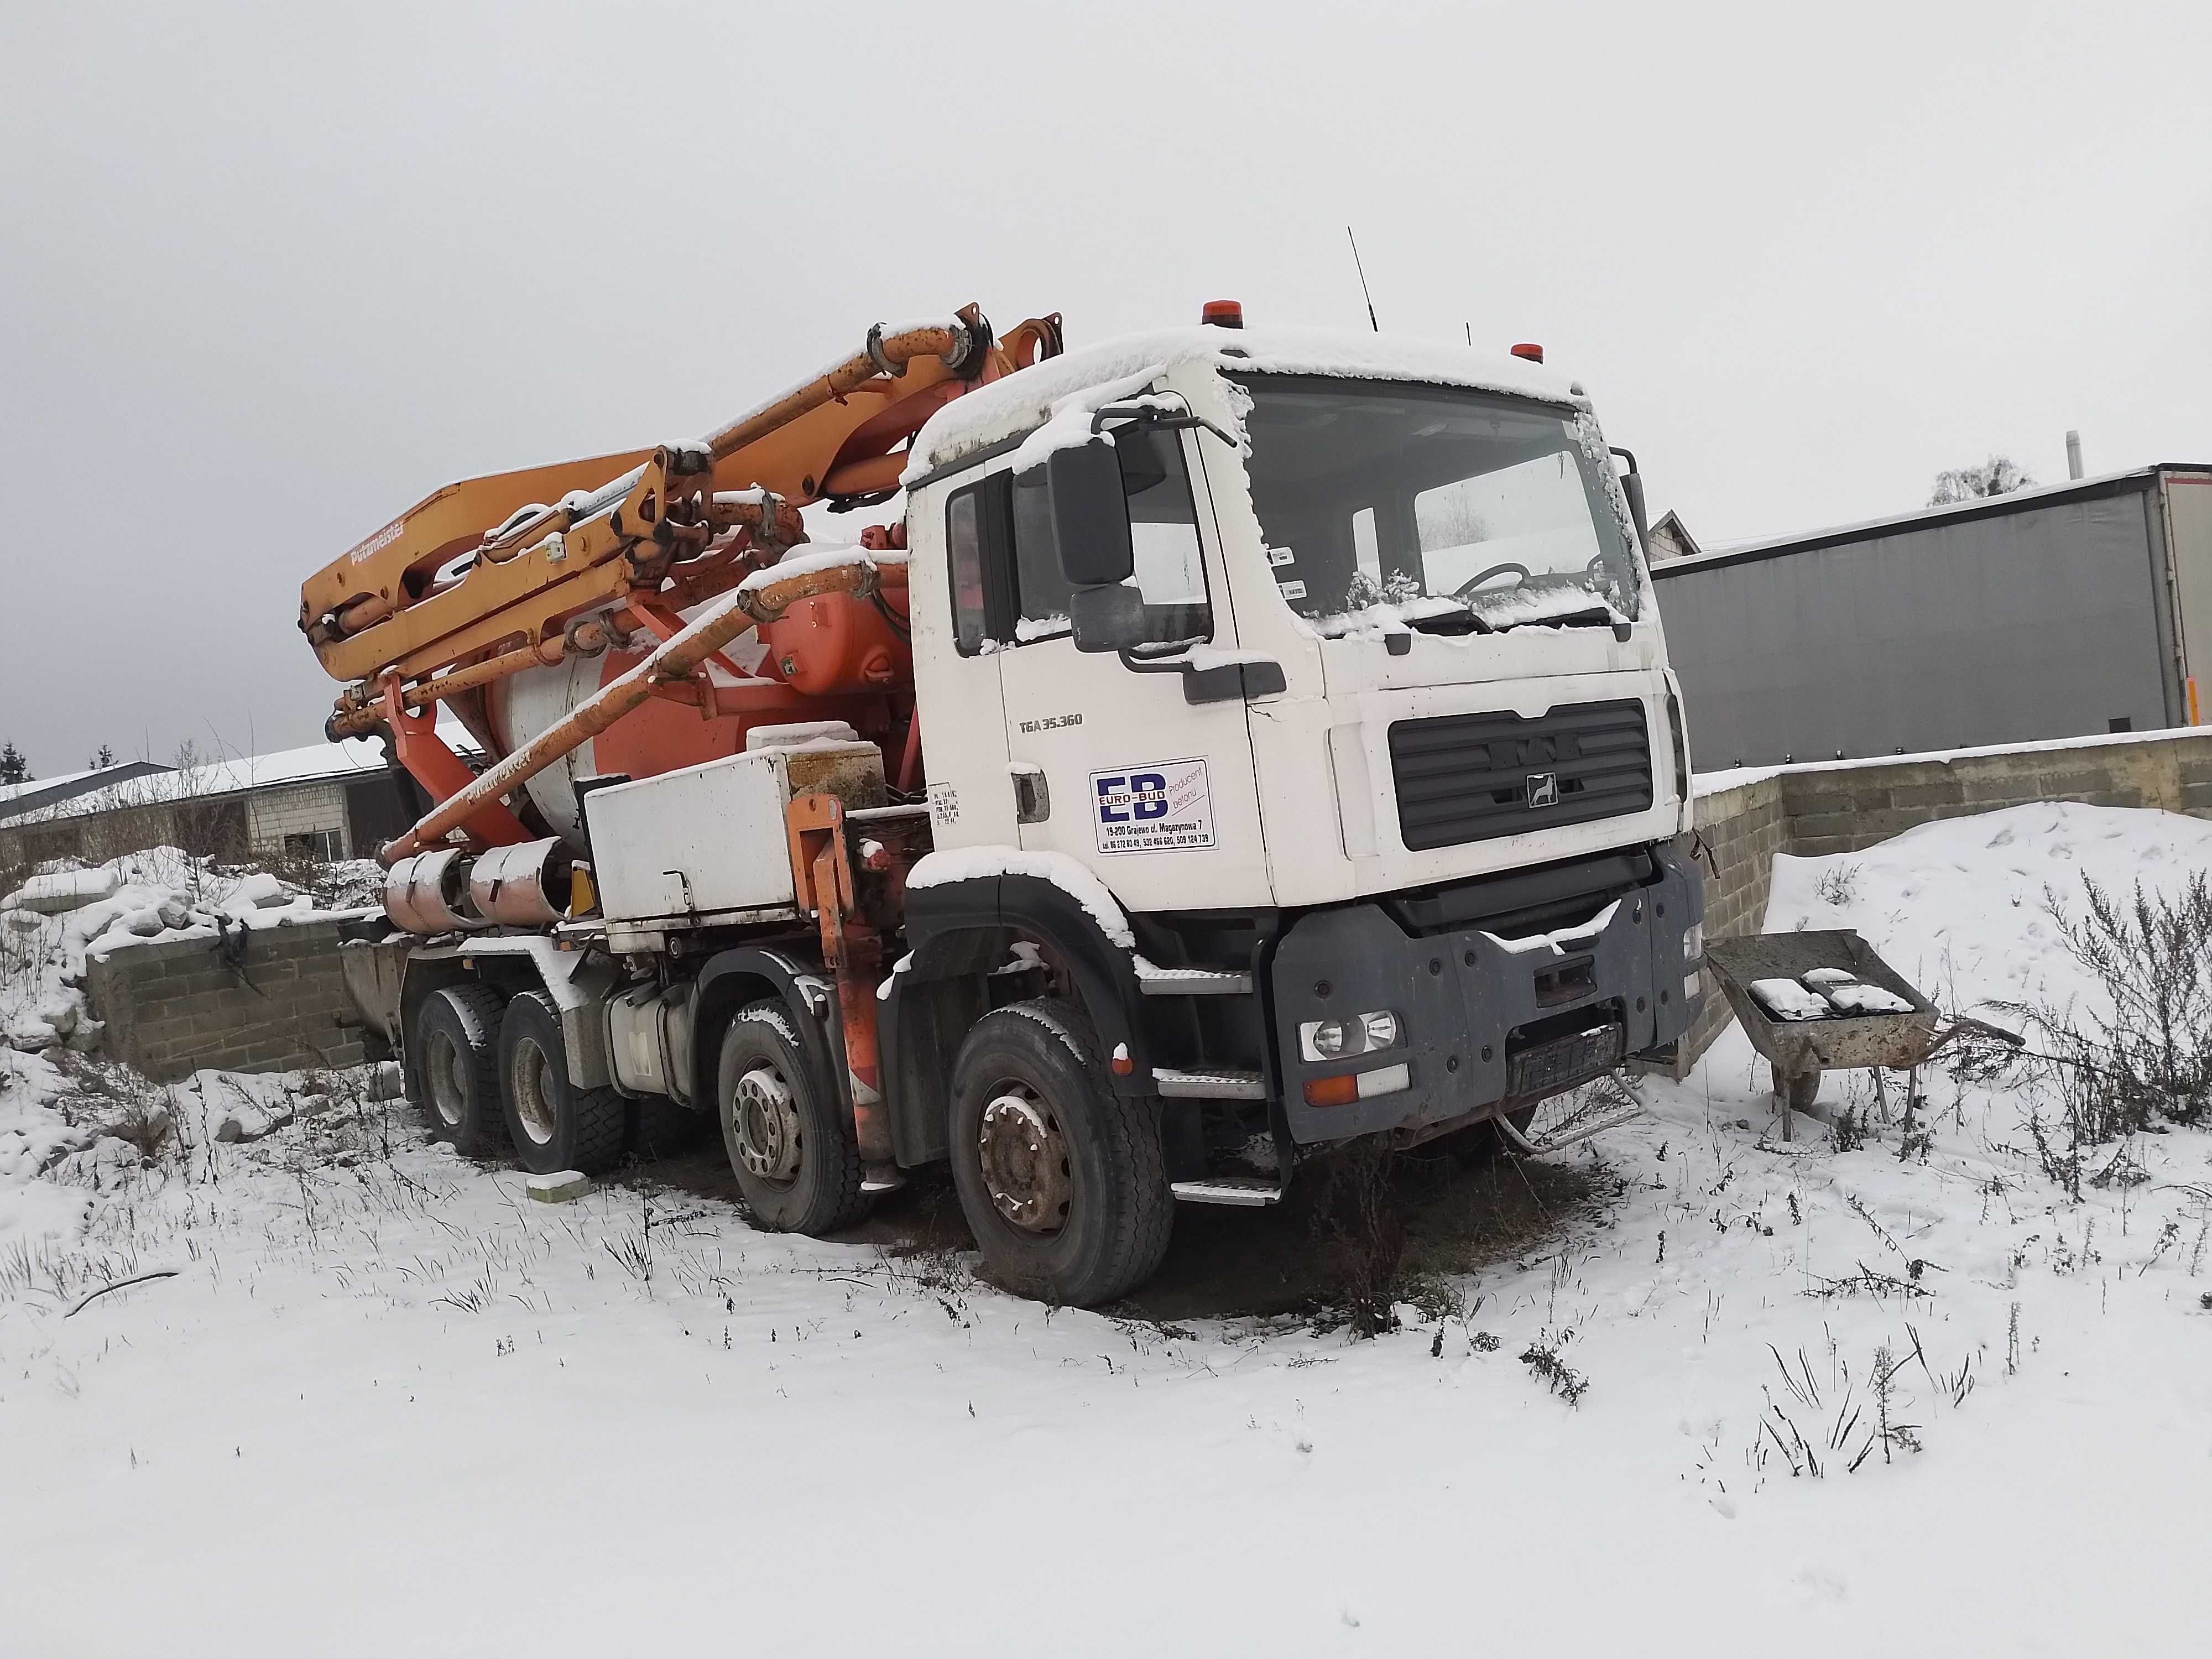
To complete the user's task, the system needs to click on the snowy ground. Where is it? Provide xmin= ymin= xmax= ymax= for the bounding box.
xmin=5 ymin=804 xmax=2212 ymax=1655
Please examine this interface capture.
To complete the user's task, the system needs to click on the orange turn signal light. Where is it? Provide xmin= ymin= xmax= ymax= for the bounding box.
xmin=1302 ymin=1074 xmax=1360 ymax=1108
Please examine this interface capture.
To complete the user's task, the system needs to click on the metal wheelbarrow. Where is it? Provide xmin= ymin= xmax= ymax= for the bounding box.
xmin=1702 ymin=930 xmax=2021 ymax=1139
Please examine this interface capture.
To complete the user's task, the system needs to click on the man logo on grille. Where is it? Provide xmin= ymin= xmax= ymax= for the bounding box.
xmin=1527 ymin=771 xmax=1560 ymax=808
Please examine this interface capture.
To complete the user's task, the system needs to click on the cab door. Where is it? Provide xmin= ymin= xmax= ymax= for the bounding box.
xmin=992 ymin=418 xmax=1273 ymax=914
xmin=905 ymin=474 xmax=1016 ymax=853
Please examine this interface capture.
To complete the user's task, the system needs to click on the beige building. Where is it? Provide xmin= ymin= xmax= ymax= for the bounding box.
xmin=0 ymin=739 xmax=420 ymax=872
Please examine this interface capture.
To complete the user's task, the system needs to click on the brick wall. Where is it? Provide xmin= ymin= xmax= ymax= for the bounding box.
xmin=84 ymin=918 xmax=368 ymax=1081
xmin=1672 ymin=774 xmax=1787 ymax=1071
xmin=1674 ymin=727 xmax=2212 ymax=1071
xmin=1777 ymin=730 xmax=2212 ymax=855
xmin=248 ymin=781 xmax=351 ymax=858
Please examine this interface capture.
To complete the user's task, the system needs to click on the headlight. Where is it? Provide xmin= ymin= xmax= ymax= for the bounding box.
xmin=1682 ymin=922 xmax=1704 ymax=962
xmin=1299 ymin=1010 xmax=1400 ymax=1062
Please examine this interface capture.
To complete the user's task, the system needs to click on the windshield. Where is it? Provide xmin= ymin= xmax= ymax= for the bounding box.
xmin=1233 ymin=375 xmax=1642 ymax=633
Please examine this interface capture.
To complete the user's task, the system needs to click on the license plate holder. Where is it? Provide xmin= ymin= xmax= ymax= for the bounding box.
xmin=1508 ymin=1022 xmax=1625 ymax=1099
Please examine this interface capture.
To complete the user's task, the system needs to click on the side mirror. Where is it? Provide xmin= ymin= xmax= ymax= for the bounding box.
xmin=1619 ymin=470 xmax=1650 ymax=550
xmin=1041 ymin=439 xmax=1134 ymax=587
xmin=1068 ymin=583 xmax=1145 ymax=654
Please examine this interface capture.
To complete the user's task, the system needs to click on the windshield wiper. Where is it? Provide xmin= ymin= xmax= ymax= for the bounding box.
xmin=1399 ymin=603 xmax=1494 ymax=637
xmin=1483 ymin=603 xmax=1615 ymax=632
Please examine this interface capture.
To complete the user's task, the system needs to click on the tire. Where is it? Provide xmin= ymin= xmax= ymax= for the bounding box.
xmin=948 ymin=998 xmax=1173 ymax=1307
xmin=498 ymin=990 xmax=627 ymax=1176
xmin=715 ymin=1000 xmax=865 ymax=1234
xmin=1442 ymin=1106 xmax=1538 ymax=1167
xmin=410 ymin=984 xmax=509 ymax=1158
xmin=1771 ymin=1063 xmax=1821 ymax=1115
xmin=630 ymin=1095 xmax=710 ymax=1159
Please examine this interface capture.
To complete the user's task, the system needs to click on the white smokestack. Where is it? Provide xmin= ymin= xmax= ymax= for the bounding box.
xmin=2065 ymin=430 xmax=2084 ymax=481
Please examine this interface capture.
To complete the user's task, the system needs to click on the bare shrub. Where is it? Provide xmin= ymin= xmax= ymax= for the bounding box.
xmin=1307 ymin=1141 xmax=1408 ymax=1339
xmin=1519 ymin=1334 xmax=1588 ymax=1405
xmin=1814 ymin=862 xmax=1862 ymax=907
xmin=2037 ymin=873 xmax=2212 ymax=1133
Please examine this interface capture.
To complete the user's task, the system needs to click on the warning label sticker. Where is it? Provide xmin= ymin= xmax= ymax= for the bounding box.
xmin=1090 ymin=758 xmax=1215 ymax=855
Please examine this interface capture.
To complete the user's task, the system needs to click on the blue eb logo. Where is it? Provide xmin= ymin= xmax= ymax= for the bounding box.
xmin=1095 ymin=773 xmax=1170 ymax=822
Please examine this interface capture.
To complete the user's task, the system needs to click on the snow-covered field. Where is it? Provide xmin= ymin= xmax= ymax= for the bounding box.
xmin=5 ymin=804 xmax=2211 ymax=1656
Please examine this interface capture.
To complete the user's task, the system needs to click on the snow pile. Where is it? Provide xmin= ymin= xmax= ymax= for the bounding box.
xmin=1749 ymin=976 xmax=1830 ymax=1021
xmin=1820 ymin=980 xmax=1914 ymax=1016
xmin=1765 ymin=800 xmax=2212 ymax=1021
xmin=4 ymin=803 xmax=2212 ymax=1654
xmin=0 ymin=847 xmax=378 ymax=1066
xmin=4 ymin=865 xmax=123 ymax=914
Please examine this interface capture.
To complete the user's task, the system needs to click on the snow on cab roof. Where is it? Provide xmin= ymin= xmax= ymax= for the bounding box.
xmin=910 ymin=324 xmax=1583 ymax=476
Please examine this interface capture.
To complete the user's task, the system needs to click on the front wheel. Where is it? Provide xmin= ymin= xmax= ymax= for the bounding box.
xmin=716 ymin=1000 xmax=865 ymax=1234
xmin=948 ymin=999 xmax=1172 ymax=1307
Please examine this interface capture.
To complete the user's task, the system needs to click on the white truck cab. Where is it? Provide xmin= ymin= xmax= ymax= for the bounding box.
xmin=879 ymin=315 xmax=1704 ymax=1291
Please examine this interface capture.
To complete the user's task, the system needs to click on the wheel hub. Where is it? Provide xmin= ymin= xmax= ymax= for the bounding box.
xmin=977 ymin=1088 xmax=1070 ymax=1235
xmin=510 ymin=1037 xmax=556 ymax=1144
xmin=425 ymin=1031 xmax=465 ymax=1128
xmin=733 ymin=1063 xmax=801 ymax=1183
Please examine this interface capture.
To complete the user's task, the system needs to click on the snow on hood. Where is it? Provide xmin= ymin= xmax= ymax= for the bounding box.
xmin=910 ymin=324 xmax=1582 ymax=478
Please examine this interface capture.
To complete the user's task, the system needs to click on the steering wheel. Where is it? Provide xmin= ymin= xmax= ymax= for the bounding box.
xmin=1452 ymin=561 xmax=1531 ymax=601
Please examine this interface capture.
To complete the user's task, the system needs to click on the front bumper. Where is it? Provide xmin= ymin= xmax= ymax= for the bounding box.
xmin=1270 ymin=842 xmax=1704 ymax=1145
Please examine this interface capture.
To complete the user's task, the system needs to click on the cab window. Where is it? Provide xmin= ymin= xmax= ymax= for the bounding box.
xmin=946 ymin=422 xmax=1212 ymax=654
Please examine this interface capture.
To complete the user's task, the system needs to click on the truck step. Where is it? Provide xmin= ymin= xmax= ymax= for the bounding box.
xmin=1171 ymin=1177 xmax=1283 ymax=1207
xmin=1152 ymin=1066 xmax=1267 ymax=1101
xmin=1134 ymin=957 xmax=1255 ymax=997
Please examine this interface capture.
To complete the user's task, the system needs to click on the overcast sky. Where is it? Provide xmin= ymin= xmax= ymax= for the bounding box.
xmin=4 ymin=0 xmax=2208 ymax=776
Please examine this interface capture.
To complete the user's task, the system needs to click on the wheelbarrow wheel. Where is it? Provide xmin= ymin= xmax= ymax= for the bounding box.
xmin=1771 ymin=1063 xmax=1821 ymax=1116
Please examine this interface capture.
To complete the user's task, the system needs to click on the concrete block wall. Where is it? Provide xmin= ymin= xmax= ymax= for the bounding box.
xmin=84 ymin=918 xmax=367 ymax=1082
xmin=1676 ymin=775 xmax=1787 ymax=1070
xmin=1778 ymin=730 xmax=2212 ymax=855
xmin=1678 ymin=727 xmax=2212 ymax=1070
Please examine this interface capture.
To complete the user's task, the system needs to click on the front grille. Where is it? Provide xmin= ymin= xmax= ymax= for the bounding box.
xmin=1387 ymin=700 xmax=1653 ymax=851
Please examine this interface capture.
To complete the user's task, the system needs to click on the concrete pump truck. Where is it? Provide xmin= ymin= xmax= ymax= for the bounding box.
xmin=309 ymin=300 xmax=1705 ymax=1306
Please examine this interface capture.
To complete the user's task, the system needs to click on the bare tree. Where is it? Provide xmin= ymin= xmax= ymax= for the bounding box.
xmin=1929 ymin=456 xmax=2033 ymax=506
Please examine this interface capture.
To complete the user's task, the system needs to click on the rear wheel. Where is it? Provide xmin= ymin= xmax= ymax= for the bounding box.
xmin=410 ymin=984 xmax=508 ymax=1157
xmin=716 ymin=1001 xmax=865 ymax=1234
xmin=948 ymin=998 xmax=1172 ymax=1307
xmin=498 ymin=990 xmax=627 ymax=1176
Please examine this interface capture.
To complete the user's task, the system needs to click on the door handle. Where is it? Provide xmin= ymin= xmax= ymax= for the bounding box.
xmin=1011 ymin=765 xmax=1051 ymax=824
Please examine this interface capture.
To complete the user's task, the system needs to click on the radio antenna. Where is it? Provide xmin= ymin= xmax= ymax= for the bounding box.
xmin=1345 ymin=226 xmax=1379 ymax=332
